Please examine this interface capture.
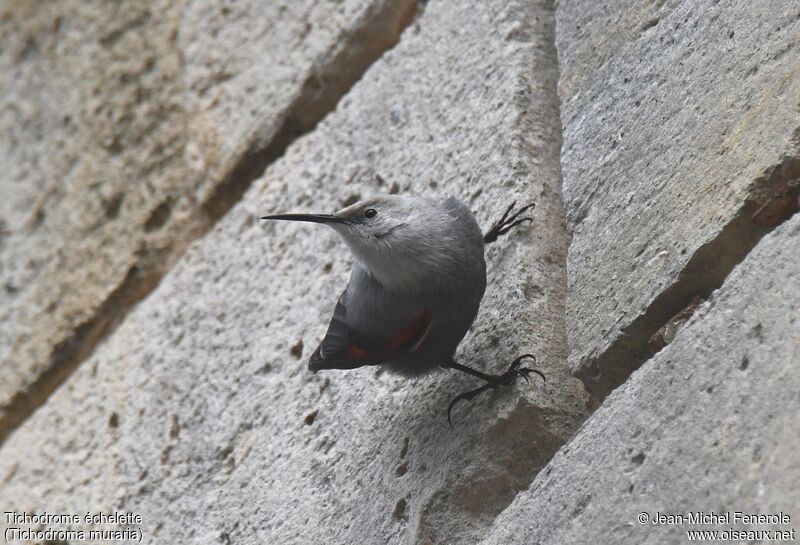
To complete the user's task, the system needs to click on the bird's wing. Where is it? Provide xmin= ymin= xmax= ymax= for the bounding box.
xmin=308 ymin=291 xmax=432 ymax=371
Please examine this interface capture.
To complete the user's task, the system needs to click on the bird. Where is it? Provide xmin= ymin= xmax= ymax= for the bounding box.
xmin=261 ymin=194 xmax=544 ymax=426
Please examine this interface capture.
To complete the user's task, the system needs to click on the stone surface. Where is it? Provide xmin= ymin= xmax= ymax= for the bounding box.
xmin=556 ymin=0 xmax=800 ymax=397
xmin=0 ymin=0 xmax=416 ymax=441
xmin=0 ymin=1 xmax=586 ymax=544
xmin=479 ymin=214 xmax=800 ymax=545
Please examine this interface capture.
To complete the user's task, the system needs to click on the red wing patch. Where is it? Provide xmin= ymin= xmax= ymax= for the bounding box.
xmin=309 ymin=292 xmax=433 ymax=371
xmin=344 ymin=308 xmax=432 ymax=364
xmin=345 ymin=344 xmax=369 ymax=361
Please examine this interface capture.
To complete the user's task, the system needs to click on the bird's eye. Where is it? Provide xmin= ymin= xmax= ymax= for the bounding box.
xmin=364 ymin=208 xmax=377 ymax=219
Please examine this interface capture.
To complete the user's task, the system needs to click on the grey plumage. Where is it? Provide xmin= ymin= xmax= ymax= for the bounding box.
xmin=262 ymin=194 xmax=542 ymax=424
xmin=265 ymin=195 xmax=485 ymax=375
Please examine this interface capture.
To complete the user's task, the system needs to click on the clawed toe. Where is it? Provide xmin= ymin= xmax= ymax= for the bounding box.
xmin=483 ymin=201 xmax=537 ymax=244
xmin=505 ymin=354 xmax=545 ymax=384
xmin=517 ymin=367 xmax=545 ymax=382
xmin=447 ymin=383 xmax=493 ymax=428
xmin=508 ymin=353 xmax=536 ymax=371
xmin=446 ymin=354 xmax=546 ymax=427
xmin=508 ymin=354 xmax=545 ymax=384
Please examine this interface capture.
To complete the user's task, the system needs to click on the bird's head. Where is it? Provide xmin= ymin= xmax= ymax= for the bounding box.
xmin=262 ymin=195 xmax=471 ymax=290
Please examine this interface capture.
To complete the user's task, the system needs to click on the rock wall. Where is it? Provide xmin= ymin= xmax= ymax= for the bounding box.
xmin=558 ymin=0 xmax=800 ymax=399
xmin=0 ymin=0 xmax=416 ymax=444
xmin=0 ymin=1 xmax=797 ymax=544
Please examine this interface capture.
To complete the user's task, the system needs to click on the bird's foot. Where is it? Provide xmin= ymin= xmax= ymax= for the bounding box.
xmin=483 ymin=201 xmax=536 ymax=244
xmin=447 ymin=354 xmax=545 ymax=427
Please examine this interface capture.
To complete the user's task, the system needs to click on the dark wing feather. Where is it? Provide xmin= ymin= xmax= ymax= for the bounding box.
xmin=308 ymin=292 xmax=431 ymax=371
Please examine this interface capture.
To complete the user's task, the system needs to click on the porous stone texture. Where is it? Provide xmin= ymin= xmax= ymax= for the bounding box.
xmin=0 ymin=1 xmax=586 ymax=544
xmin=0 ymin=0 xmax=415 ymax=442
xmin=557 ymin=0 xmax=800 ymax=397
xmin=479 ymin=214 xmax=800 ymax=545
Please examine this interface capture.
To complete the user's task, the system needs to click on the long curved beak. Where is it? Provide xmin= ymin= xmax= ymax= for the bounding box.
xmin=260 ymin=213 xmax=347 ymax=225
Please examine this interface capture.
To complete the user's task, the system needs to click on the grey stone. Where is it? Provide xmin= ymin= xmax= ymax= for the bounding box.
xmin=556 ymin=0 xmax=800 ymax=397
xmin=479 ymin=214 xmax=800 ymax=545
xmin=0 ymin=0 xmax=416 ymax=441
xmin=0 ymin=1 xmax=586 ymax=544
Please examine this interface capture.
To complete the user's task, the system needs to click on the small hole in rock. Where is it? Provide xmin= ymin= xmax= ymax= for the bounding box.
xmin=217 ymin=445 xmax=233 ymax=461
xmin=392 ymin=497 xmax=407 ymax=520
xmin=169 ymin=416 xmax=180 ymax=440
xmin=740 ymin=355 xmax=750 ymax=370
xmin=144 ymin=199 xmax=172 ymax=232
xmin=290 ymin=340 xmax=304 ymax=359
xmin=29 ymin=207 xmax=46 ymax=229
xmin=105 ymin=194 xmax=124 ymax=219
xmin=399 ymin=436 xmax=409 ymax=459
xmin=395 ymin=461 xmax=408 ymax=477
xmin=108 ymin=412 xmax=119 ymax=428
xmin=631 ymin=452 xmax=646 ymax=465
xmin=304 ymin=410 xmax=319 ymax=426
